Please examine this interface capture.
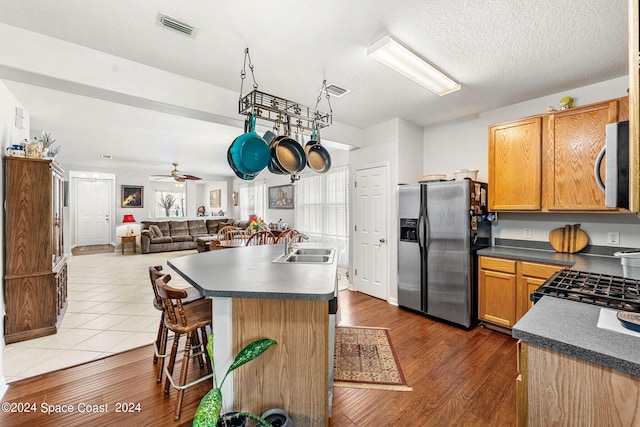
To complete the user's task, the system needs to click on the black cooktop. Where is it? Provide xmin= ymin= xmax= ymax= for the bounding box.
xmin=531 ymin=270 xmax=640 ymax=313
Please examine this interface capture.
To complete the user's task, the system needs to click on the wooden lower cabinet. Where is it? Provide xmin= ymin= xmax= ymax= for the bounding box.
xmin=517 ymin=342 xmax=640 ymax=426
xmin=516 ymin=262 xmax=565 ymax=321
xmin=479 ymin=257 xmax=517 ymax=327
xmin=479 ymin=256 xmax=566 ymax=329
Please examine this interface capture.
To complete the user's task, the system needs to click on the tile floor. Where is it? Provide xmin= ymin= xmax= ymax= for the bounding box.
xmin=2 ymin=249 xmax=200 ymax=383
xmin=2 ymin=248 xmax=350 ymax=383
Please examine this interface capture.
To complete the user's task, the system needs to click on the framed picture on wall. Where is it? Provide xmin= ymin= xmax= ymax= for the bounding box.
xmin=121 ymin=185 xmax=143 ymax=208
xmin=210 ymin=189 xmax=221 ymax=208
xmin=268 ymin=184 xmax=294 ymax=209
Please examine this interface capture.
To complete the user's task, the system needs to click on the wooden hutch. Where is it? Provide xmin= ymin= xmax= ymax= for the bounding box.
xmin=4 ymin=157 xmax=67 ymax=343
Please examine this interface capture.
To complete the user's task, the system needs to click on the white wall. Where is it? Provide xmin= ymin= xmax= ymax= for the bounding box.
xmin=0 ymin=80 xmax=29 ymax=398
xmin=423 ymin=76 xmax=640 ymax=248
xmin=194 ymin=180 xmax=228 ymax=216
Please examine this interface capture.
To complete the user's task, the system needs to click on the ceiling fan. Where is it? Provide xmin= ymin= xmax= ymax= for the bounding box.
xmin=151 ymin=163 xmax=202 ymax=182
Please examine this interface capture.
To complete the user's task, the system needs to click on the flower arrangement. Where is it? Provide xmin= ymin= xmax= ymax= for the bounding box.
xmin=38 ymin=131 xmax=61 ymax=159
xmin=249 ymin=215 xmax=265 ymax=231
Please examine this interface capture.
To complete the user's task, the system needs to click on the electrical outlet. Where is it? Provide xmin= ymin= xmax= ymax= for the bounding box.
xmin=523 ymin=228 xmax=532 ymax=239
xmin=607 ymin=232 xmax=620 ymax=245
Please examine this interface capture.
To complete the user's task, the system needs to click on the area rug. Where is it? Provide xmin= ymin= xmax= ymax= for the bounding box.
xmin=334 ymin=325 xmax=412 ymax=391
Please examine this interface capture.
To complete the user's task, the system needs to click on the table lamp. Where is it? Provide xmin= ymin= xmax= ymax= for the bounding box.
xmin=122 ymin=214 xmax=136 ymax=236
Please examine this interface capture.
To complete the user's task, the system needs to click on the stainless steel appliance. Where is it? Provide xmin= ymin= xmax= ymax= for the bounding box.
xmin=531 ymin=269 xmax=640 ymax=312
xmin=398 ymin=180 xmax=491 ymax=328
xmin=594 ymin=120 xmax=629 ymax=209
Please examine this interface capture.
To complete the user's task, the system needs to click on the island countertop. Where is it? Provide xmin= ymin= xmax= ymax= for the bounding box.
xmin=167 ymin=243 xmax=337 ymax=300
xmin=512 ymin=296 xmax=640 ymax=376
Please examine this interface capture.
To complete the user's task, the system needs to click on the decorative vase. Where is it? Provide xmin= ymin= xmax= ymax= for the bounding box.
xmin=261 ymin=408 xmax=295 ymax=427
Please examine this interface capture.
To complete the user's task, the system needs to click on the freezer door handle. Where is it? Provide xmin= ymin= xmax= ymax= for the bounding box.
xmin=418 ymin=216 xmax=426 ymax=249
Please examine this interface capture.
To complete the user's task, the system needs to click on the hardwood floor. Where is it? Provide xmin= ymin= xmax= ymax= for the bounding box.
xmin=332 ymin=290 xmax=517 ymax=426
xmin=0 ymin=290 xmax=517 ymax=426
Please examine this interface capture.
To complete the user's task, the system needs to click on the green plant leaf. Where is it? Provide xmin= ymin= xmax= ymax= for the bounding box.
xmin=192 ymin=387 xmax=222 ymax=427
xmin=219 ymin=338 xmax=277 ymax=389
xmin=205 ymin=334 xmax=218 ymax=389
xmin=233 ymin=412 xmax=273 ymax=427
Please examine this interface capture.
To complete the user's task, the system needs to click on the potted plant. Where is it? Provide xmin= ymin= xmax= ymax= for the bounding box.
xmin=157 ymin=194 xmax=176 ymax=217
xmin=193 ymin=335 xmax=277 ymax=427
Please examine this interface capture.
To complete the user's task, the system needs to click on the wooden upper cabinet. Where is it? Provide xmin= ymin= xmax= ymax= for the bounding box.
xmin=488 ymin=116 xmax=542 ymax=210
xmin=545 ymin=99 xmax=624 ymax=210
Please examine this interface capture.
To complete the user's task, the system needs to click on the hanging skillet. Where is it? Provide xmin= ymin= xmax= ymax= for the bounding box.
xmin=228 ymin=113 xmax=270 ymax=177
xmin=305 ymin=126 xmax=331 ymax=173
xmin=265 ymin=129 xmax=288 ymax=175
xmin=270 ymin=118 xmax=306 ymax=174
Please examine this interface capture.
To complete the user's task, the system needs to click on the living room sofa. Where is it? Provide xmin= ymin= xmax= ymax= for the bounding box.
xmin=140 ymin=218 xmax=249 ymax=254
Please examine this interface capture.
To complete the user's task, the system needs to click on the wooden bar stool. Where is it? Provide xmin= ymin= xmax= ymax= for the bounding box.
xmin=155 ymin=274 xmax=213 ymax=421
xmin=148 ymin=265 xmax=204 ymax=384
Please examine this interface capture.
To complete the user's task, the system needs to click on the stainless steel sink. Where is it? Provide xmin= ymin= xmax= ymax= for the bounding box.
xmin=293 ymin=248 xmax=333 ymax=256
xmin=272 ymin=248 xmax=336 ymax=264
xmin=285 ymin=255 xmax=331 ymax=263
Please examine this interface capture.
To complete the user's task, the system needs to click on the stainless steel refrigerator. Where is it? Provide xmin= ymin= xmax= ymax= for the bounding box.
xmin=398 ymin=180 xmax=491 ymax=328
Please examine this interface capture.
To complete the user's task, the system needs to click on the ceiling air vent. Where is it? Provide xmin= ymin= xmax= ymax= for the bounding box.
xmin=157 ymin=12 xmax=198 ymax=38
xmin=325 ymin=83 xmax=350 ymax=98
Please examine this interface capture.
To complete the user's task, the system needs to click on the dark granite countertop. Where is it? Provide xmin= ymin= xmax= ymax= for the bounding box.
xmin=167 ymin=243 xmax=337 ymax=300
xmin=513 ymin=296 xmax=640 ymax=376
xmin=477 ymin=245 xmax=625 ymax=276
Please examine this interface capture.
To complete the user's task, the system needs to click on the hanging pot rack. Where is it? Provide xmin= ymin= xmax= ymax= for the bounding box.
xmin=237 ymin=48 xmax=332 ymax=132
xmin=238 ymin=90 xmax=332 ymax=132
xmin=232 ymin=48 xmax=333 ymax=183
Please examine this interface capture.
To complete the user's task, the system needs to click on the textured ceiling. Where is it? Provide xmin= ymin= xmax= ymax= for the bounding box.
xmin=0 ymin=0 xmax=629 ymax=177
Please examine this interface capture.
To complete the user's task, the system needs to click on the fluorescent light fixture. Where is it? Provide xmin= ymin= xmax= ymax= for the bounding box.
xmin=367 ymin=35 xmax=460 ymax=96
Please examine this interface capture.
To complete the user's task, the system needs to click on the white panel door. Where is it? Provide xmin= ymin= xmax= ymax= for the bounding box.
xmin=76 ymin=179 xmax=112 ymax=246
xmin=354 ymin=165 xmax=388 ymax=300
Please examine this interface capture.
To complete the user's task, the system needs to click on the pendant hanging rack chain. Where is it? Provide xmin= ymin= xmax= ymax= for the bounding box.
xmin=237 ymin=50 xmax=332 ymax=131
xmin=314 ymin=79 xmax=333 ymax=122
xmin=239 ymin=48 xmax=259 ymax=101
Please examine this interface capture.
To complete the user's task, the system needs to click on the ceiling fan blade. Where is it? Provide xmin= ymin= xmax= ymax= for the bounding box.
xmin=174 ymin=176 xmax=186 ymax=183
xmin=182 ymin=174 xmax=201 ymax=180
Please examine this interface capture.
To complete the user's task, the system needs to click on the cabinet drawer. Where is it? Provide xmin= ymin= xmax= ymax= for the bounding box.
xmin=480 ymin=257 xmax=517 ymax=274
xmin=521 ymin=262 xmax=565 ymax=279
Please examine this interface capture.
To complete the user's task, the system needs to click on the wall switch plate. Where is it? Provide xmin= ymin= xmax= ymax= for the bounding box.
xmin=523 ymin=228 xmax=532 ymax=239
xmin=607 ymin=232 xmax=620 ymax=245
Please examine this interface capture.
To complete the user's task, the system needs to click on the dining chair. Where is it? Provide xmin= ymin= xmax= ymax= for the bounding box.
xmin=245 ymin=230 xmax=278 ymax=246
xmin=155 ymin=274 xmax=213 ymax=421
xmin=217 ymin=225 xmax=245 ymax=244
xmin=276 ymin=229 xmax=306 ymax=243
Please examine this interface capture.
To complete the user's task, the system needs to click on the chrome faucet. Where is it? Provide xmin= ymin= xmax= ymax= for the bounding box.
xmin=284 ymin=234 xmax=309 ymax=255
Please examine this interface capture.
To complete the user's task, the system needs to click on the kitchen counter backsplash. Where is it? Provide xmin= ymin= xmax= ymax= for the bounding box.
xmin=479 ymin=242 xmax=631 ymax=277
xmin=494 ymin=238 xmax=639 ymax=256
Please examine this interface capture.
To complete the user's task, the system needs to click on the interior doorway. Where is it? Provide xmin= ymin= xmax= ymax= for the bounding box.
xmin=70 ymin=171 xmax=116 ymax=252
xmin=353 ymin=164 xmax=389 ymax=300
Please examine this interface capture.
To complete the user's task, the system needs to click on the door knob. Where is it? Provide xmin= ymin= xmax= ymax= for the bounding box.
xmin=379 ymin=238 xmax=386 ymax=243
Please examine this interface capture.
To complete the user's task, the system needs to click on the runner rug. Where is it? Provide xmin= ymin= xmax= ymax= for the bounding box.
xmin=333 ymin=325 xmax=412 ymax=391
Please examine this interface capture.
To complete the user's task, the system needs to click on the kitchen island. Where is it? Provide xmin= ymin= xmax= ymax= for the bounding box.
xmin=168 ymin=243 xmax=337 ymax=427
xmin=513 ymin=296 xmax=640 ymax=425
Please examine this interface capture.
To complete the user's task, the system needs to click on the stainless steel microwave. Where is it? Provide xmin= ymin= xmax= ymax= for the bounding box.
xmin=594 ymin=120 xmax=629 ymax=209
